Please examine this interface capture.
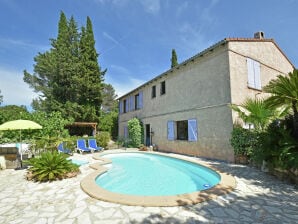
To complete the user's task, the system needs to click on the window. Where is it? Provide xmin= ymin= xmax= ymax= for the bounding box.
xmin=167 ymin=119 xmax=198 ymax=141
xmin=247 ymin=58 xmax=261 ymax=90
xmin=135 ymin=94 xmax=139 ymax=110
xmin=151 ymin=85 xmax=156 ymax=98
xmin=123 ymin=99 xmax=127 ymax=113
xmin=177 ymin=120 xmax=188 ymax=140
xmin=160 ymin=81 xmax=166 ymax=95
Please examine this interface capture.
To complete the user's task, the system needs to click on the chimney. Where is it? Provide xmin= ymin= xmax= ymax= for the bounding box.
xmin=254 ymin=31 xmax=265 ymax=39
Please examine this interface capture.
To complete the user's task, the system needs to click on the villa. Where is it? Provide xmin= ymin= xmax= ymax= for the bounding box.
xmin=118 ymin=32 xmax=294 ymax=162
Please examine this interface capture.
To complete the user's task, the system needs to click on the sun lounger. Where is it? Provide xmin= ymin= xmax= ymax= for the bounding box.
xmin=87 ymin=139 xmax=104 ymax=152
xmin=57 ymin=142 xmax=73 ymax=155
xmin=76 ymin=139 xmax=92 ymax=154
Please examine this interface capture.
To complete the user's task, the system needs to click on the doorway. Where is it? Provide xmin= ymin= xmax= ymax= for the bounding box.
xmin=145 ymin=124 xmax=151 ymax=146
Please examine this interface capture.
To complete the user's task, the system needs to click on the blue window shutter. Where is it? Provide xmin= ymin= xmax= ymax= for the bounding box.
xmin=130 ymin=96 xmax=134 ymax=111
xmin=119 ymin=101 xmax=123 ymax=114
xmin=167 ymin=120 xmax=174 ymax=140
xmin=188 ymin=119 xmax=198 ymax=141
xmin=125 ymin=97 xmax=129 ymax=112
xmin=247 ymin=58 xmax=255 ymax=88
xmin=139 ymin=91 xmax=143 ymax=109
xmin=124 ymin=126 xmax=128 ymax=138
xmin=253 ymin=60 xmax=261 ymax=90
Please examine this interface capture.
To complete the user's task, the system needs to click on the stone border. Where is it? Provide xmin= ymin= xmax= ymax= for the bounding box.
xmin=80 ymin=151 xmax=236 ymax=207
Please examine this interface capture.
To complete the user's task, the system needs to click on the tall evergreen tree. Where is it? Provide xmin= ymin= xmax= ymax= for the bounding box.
xmin=171 ymin=49 xmax=178 ymax=68
xmin=24 ymin=12 xmax=105 ymax=122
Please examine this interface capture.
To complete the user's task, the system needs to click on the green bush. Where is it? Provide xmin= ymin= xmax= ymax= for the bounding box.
xmin=26 ymin=151 xmax=79 ymax=181
xmin=96 ymin=131 xmax=110 ymax=149
xmin=255 ymin=120 xmax=298 ymax=170
xmin=230 ymin=126 xmax=259 ymax=156
xmin=128 ymin=118 xmax=142 ymax=148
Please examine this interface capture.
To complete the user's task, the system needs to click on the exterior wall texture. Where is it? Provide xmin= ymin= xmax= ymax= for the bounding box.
xmin=228 ymin=41 xmax=294 ymax=123
xmin=119 ymin=38 xmax=294 ymax=162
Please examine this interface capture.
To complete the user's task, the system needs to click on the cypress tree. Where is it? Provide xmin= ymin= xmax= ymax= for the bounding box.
xmin=24 ymin=12 xmax=106 ymax=122
xmin=171 ymin=49 xmax=178 ymax=68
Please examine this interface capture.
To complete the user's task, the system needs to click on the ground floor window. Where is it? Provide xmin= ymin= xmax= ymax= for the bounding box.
xmin=167 ymin=119 xmax=198 ymax=141
xmin=177 ymin=120 xmax=188 ymax=140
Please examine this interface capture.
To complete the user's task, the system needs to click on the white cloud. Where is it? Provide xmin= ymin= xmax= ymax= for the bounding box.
xmin=140 ymin=0 xmax=161 ymax=14
xmin=0 ymin=67 xmax=37 ymax=107
xmin=103 ymin=32 xmax=120 ymax=45
xmin=105 ymin=65 xmax=146 ymax=97
xmin=0 ymin=37 xmax=48 ymax=51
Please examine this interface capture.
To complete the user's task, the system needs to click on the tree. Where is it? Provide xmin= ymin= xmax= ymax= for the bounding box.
xmin=101 ymin=83 xmax=118 ymax=113
xmin=23 ymin=12 xmax=105 ymax=122
xmin=128 ymin=118 xmax=142 ymax=147
xmin=263 ymin=69 xmax=298 ymax=138
xmin=230 ymin=98 xmax=286 ymax=131
xmin=171 ymin=49 xmax=178 ymax=68
xmin=0 ymin=90 xmax=3 ymax=105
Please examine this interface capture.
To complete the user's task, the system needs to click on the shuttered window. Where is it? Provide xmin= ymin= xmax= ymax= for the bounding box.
xmin=247 ymin=58 xmax=261 ymax=90
xmin=188 ymin=119 xmax=198 ymax=141
xmin=167 ymin=119 xmax=198 ymax=142
xmin=139 ymin=91 xmax=143 ymax=109
xmin=129 ymin=95 xmax=134 ymax=111
xmin=167 ymin=120 xmax=174 ymax=140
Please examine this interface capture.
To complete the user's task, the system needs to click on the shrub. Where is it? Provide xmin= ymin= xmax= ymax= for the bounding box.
xmin=128 ymin=118 xmax=142 ymax=148
xmin=96 ymin=131 xmax=110 ymax=149
xmin=26 ymin=151 xmax=79 ymax=181
xmin=230 ymin=126 xmax=259 ymax=156
xmin=254 ymin=120 xmax=298 ymax=170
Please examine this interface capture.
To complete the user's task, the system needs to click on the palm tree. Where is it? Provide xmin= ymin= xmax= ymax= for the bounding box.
xmin=230 ymin=98 xmax=281 ymax=131
xmin=263 ymin=69 xmax=298 ymax=138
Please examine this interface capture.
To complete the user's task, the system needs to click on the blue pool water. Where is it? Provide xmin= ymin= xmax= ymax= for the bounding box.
xmin=95 ymin=153 xmax=220 ymax=196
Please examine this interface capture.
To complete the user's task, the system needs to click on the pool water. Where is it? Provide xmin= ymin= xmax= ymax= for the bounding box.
xmin=95 ymin=153 xmax=220 ymax=196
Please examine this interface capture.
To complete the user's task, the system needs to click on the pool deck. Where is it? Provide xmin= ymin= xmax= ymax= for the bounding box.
xmin=0 ymin=149 xmax=297 ymax=223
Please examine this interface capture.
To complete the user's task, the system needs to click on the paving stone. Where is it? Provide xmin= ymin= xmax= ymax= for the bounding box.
xmin=77 ymin=212 xmax=92 ymax=224
xmin=0 ymin=153 xmax=297 ymax=224
xmin=68 ymin=207 xmax=85 ymax=218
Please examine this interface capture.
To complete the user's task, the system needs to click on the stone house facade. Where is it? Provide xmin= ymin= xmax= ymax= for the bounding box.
xmin=118 ymin=32 xmax=294 ymax=162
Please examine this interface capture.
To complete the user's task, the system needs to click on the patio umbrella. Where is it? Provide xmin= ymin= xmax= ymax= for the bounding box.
xmin=0 ymin=119 xmax=42 ymax=160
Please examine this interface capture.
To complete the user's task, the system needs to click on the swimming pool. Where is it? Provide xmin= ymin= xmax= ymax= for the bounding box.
xmin=95 ymin=152 xmax=220 ymax=196
xmin=68 ymin=158 xmax=88 ymax=166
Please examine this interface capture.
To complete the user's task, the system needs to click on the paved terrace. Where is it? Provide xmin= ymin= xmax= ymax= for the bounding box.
xmin=0 ymin=150 xmax=297 ymax=224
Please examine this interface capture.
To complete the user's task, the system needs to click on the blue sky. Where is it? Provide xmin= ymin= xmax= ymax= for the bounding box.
xmin=0 ymin=0 xmax=297 ymax=108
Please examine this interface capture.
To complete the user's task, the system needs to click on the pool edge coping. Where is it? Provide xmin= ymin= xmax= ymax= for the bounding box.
xmin=80 ymin=151 xmax=236 ymax=207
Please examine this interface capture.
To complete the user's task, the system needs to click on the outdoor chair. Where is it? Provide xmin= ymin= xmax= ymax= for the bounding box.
xmin=57 ymin=142 xmax=73 ymax=155
xmin=88 ymin=139 xmax=104 ymax=152
xmin=76 ymin=139 xmax=92 ymax=154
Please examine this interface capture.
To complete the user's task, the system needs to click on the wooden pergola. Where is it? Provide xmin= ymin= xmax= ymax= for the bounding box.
xmin=66 ymin=122 xmax=97 ymax=136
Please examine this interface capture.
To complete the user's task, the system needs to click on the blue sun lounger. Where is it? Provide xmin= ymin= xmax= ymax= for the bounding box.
xmin=57 ymin=142 xmax=73 ymax=155
xmin=76 ymin=139 xmax=92 ymax=154
xmin=88 ymin=139 xmax=104 ymax=152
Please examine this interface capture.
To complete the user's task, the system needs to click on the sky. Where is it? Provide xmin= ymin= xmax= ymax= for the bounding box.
xmin=0 ymin=0 xmax=297 ymax=109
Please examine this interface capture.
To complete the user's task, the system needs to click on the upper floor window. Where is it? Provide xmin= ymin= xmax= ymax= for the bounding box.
xmin=151 ymin=85 xmax=156 ymax=98
xmin=135 ymin=94 xmax=140 ymax=110
xmin=247 ymin=58 xmax=261 ymax=90
xmin=123 ymin=99 xmax=127 ymax=113
xmin=160 ymin=81 xmax=166 ymax=95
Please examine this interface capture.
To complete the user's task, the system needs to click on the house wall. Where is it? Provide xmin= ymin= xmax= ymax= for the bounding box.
xmin=228 ymin=41 xmax=294 ymax=123
xmin=119 ymin=43 xmax=236 ymax=162
xmin=119 ymin=39 xmax=294 ymax=162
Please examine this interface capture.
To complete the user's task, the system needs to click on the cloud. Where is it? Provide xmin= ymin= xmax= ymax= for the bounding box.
xmin=103 ymin=32 xmax=120 ymax=45
xmin=0 ymin=67 xmax=37 ymax=107
xmin=0 ymin=37 xmax=48 ymax=51
xmin=140 ymin=0 xmax=161 ymax=14
xmin=105 ymin=64 xmax=146 ymax=97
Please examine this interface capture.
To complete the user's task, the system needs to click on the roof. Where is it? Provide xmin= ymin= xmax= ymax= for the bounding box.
xmin=118 ymin=37 xmax=294 ymax=100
